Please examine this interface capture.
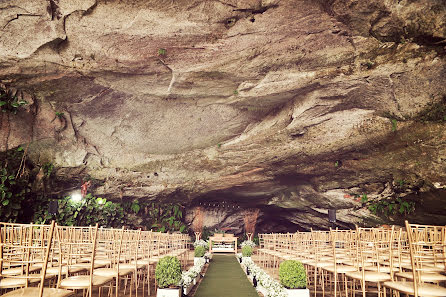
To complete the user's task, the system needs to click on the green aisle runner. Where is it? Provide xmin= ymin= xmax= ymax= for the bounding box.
xmin=194 ymin=254 xmax=259 ymax=297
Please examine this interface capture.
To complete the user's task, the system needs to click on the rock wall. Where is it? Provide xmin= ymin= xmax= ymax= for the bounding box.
xmin=1 ymin=0 xmax=445 ymax=231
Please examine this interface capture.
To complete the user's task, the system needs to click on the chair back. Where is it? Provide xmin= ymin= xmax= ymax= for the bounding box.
xmin=0 ymin=221 xmax=56 ymax=297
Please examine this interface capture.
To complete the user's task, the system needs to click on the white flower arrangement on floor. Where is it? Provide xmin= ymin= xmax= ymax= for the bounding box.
xmin=241 ymin=257 xmax=288 ymax=297
xmin=180 ymin=257 xmax=206 ymax=287
xmin=193 ymin=239 xmax=209 ymax=249
xmin=181 ymin=271 xmax=194 ymax=287
xmin=241 ymin=240 xmax=257 ymax=248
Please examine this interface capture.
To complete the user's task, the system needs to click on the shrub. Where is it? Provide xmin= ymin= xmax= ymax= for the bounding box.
xmin=194 ymin=246 xmax=205 ymax=257
xmin=242 ymin=245 xmax=253 ymax=257
xmin=155 ymin=256 xmax=182 ymax=288
xmin=279 ymin=260 xmax=306 ymax=289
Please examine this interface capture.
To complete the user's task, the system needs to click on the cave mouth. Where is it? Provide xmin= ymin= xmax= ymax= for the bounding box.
xmin=0 ymin=0 xmax=446 ymax=243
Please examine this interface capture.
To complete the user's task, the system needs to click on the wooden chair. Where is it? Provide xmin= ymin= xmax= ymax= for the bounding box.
xmin=0 ymin=221 xmax=74 ymax=297
xmin=93 ymin=227 xmax=133 ymax=297
xmin=56 ymin=224 xmax=113 ymax=297
xmin=344 ymin=227 xmax=392 ymax=297
xmin=383 ymin=221 xmax=446 ymax=297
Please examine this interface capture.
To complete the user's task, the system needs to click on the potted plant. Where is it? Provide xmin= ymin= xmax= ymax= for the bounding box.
xmin=242 ymin=245 xmax=253 ymax=261
xmin=279 ymin=260 xmax=309 ymax=297
xmin=194 ymin=246 xmax=206 ymax=265
xmin=155 ymin=256 xmax=182 ymax=297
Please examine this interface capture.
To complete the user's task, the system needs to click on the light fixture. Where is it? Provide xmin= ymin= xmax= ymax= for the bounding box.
xmin=71 ymin=191 xmax=83 ymax=202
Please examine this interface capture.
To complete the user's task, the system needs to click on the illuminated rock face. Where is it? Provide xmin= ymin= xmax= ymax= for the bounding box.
xmin=1 ymin=0 xmax=445 ymax=230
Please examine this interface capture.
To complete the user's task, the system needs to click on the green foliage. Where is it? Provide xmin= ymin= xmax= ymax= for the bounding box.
xmin=130 ymin=200 xmax=140 ymax=213
xmin=201 ymin=226 xmax=212 ymax=241
xmin=194 ymin=246 xmax=206 ymax=257
xmin=368 ymin=197 xmax=415 ymax=217
xmin=158 ymin=48 xmax=167 ymax=56
xmin=334 ymin=161 xmax=339 ymax=167
xmin=42 ymin=162 xmax=54 ymax=178
xmin=55 ymin=112 xmax=64 ymax=118
xmin=363 ymin=61 xmax=374 ymax=69
xmin=242 ymin=245 xmax=253 ymax=257
xmin=217 ymin=143 xmax=221 ymax=148
xmin=233 ymin=90 xmax=239 ymax=95
xmin=391 ymin=118 xmax=397 ymax=132
xmin=0 ymin=87 xmax=28 ymax=114
xmin=34 ymin=194 xmax=126 ymax=227
xmin=124 ymin=201 xmax=187 ymax=233
xmin=361 ymin=194 xmax=368 ymax=203
xmin=155 ymin=256 xmax=182 ymax=289
xmin=279 ymin=260 xmax=307 ymax=289
xmin=0 ymin=147 xmax=31 ymax=222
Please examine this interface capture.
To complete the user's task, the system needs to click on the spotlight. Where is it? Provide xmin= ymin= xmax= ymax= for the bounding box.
xmin=71 ymin=191 xmax=83 ymax=202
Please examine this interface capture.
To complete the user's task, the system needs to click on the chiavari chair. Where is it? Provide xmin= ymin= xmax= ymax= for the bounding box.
xmin=383 ymin=221 xmax=446 ymax=297
xmin=93 ymin=227 xmax=133 ymax=297
xmin=0 ymin=221 xmax=74 ymax=297
xmin=56 ymin=224 xmax=113 ymax=297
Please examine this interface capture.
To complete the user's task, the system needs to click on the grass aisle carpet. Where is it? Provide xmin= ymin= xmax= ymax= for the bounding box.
xmin=194 ymin=254 xmax=259 ymax=297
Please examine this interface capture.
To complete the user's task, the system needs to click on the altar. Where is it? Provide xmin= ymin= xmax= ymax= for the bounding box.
xmin=209 ymin=234 xmax=238 ymax=253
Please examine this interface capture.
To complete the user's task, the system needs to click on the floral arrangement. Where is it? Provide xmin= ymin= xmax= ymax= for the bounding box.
xmin=241 ymin=240 xmax=256 ymax=248
xmin=180 ymin=257 xmax=206 ymax=288
xmin=241 ymin=257 xmax=288 ymax=297
xmin=193 ymin=239 xmax=209 ymax=249
xmin=181 ymin=271 xmax=193 ymax=287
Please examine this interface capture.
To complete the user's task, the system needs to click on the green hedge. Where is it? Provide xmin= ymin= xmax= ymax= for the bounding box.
xmin=279 ymin=260 xmax=306 ymax=289
xmin=194 ymin=246 xmax=206 ymax=257
xmin=241 ymin=245 xmax=253 ymax=257
xmin=155 ymin=256 xmax=182 ymax=288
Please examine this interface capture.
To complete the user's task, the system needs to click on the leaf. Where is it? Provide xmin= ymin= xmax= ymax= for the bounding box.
xmin=391 ymin=119 xmax=397 ymax=132
xmin=131 ymin=202 xmax=140 ymax=213
xmin=0 ymin=101 xmax=6 ymax=107
xmin=399 ymin=205 xmax=405 ymax=214
xmin=361 ymin=194 xmax=368 ymax=203
xmin=2 ymin=199 xmax=9 ymax=206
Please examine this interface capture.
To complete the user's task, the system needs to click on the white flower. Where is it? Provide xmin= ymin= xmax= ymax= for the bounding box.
xmin=181 ymin=271 xmax=193 ymax=287
xmin=193 ymin=239 xmax=209 ymax=249
xmin=241 ymin=240 xmax=256 ymax=248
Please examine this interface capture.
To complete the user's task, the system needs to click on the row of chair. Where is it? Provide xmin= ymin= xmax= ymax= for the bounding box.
xmin=257 ymin=221 xmax=446 ymax=297
xmin=0 ymin=222 xmax=190 ymax=297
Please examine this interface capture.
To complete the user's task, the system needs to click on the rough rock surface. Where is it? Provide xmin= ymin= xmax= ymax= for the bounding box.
xmin=1 ymin=0 xmax=445 ymax=231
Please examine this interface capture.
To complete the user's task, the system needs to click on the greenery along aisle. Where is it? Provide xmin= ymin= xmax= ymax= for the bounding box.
xmin=194 ymin=255 xmax=259 ymax=297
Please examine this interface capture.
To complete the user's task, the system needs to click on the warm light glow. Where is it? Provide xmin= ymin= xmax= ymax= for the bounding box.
xmin=71 ymin=192 xmax=83 ymax=202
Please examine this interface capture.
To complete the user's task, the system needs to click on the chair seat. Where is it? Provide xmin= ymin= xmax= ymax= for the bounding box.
xmin=94 ymin=268 xmax=134 ymax=277
xmin=365 ymin=266 xmax=400 ymax=273
xmin=0 ymin=278 xmax=27 ymax=289
xmin=396 ymin=271 xmax=446 ymax=282
xmin=345 ymin=271 xmax=391 ymax=282
xmin=323 ymin=265 xmax=357 ymax=273
xmin=383 ymin=281 xmax=446 ymax=296
xmin=94 ymin=259 xmax=112 ymax=266
xmin=2 ymin=266 xmax=41 ymax=276
xmin=120 ymin=263 xmax=146 ymax=269
xmin=59 ymin=275 xmax=113 ymax=289
xmin=0 ymin=287 xmax=74 ymax=297
xmin=70 ymin=263 xmax=104 ymax=269
xmin=46 ymin=266 xmax=69 ymax=275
